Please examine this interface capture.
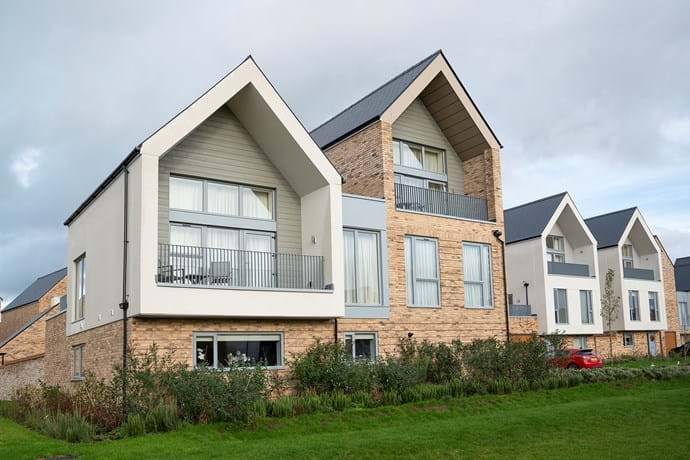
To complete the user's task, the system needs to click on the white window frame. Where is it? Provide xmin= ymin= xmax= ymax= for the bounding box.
xmin=73 ymin=254 xmax=86 ymax=322
xmin=72 ymin=344 xmax=85 ymax=380
xmin=462 ymin=242 xmax=494 ymax=308
xmin=623 ymin=331 xmax=634 ymax=347
xmin=393 ymin=139 xmax=447 ymax=175
xmin=622 ymin=244 xmax=634 ymax=269
xmin=344 ymin=332 xmax=378 ymax=361
xmin=554 ymin=288 xmax=569 ymax=324
xmin=405 ymin=236 xmax=441 ymax=307
xmin=629 ymin=290 xmax=640 ymax=321
xmin=192 ymin=332 xmax=284 ymax=369
xmin=580 ymin=290 xmax=594 ymax=325
xmin=546 ymin=235 xmax=565 ymax=263
xmin=648 ymin=291 xmax=660 ymax=322
xmin=343 ymin=229 xmax=383 ymax=306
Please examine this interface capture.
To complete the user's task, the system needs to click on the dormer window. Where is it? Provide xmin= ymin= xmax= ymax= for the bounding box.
xmin=622 ymin=244 xmax=634 ymax=268
xmin=546 ymin=235 xmax=565 ymax=263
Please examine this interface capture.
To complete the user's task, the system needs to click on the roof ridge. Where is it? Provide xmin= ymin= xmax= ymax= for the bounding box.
xmin=585 ymin=206 xmax=637 ymax=222
xmin=310 ymin=50 xmax=441 ymax=133
xmin=35 ymin=267 xmax=68 ymax=280
xmin=504 ymin=192 xmax=568 ymax=213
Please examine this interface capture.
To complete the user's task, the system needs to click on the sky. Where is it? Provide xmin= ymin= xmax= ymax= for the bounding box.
xmin=1 ymin=1 xmax=689 ymax=305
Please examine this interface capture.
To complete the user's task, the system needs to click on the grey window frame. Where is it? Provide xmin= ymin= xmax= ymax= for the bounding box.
xmin=580 ymin=290 xmax=594 ymax=324
xmin=554 ymin=288 xmax=569 ymax=324
xmin=393 ymin=139 xmax=447 ymax=175
xmin=546 ymin=235 xmax=565 ymax=263
xmin=169 ymin=223 xmax=276 ymax=252
xmin=343 ymin=228 xmax=383 ymax=306
xmin=192 ymin=332 xmax=284 ymax=369
xmin=73 ymin=254 xmax=86 ymax=322
xmin=648 ymin=291 xmax=660 ymax=322
xmin=394 ymin=173 xmax=448 ymax=191
xmin=344 ymin=332 xmax=378 ymax=361
xmin=623 ymin=331 xmax=634 ymax=347
xmin=629 ymin=290 xmax=640 ymax=321
xmin=72 ymin=344 xmax=85 ymax=380
xmin=405 ymin=235 xmax=441 ymax=307
xmin=462 ymin=242 xmax=494 ymax=309
xmin=622 ymin=244 xmax=634 ymax=268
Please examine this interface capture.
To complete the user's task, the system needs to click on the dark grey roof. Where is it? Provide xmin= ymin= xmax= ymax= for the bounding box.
xmin=504 ymin=193 xmax=567 ymax=244
xmin=584 ymin=208 xmax=637 ymax=249
xmin=310 ymin=51 xmax=441 ymax=149
xmin=2 ymin=268 xmax=67 ymax=312
xmin=676 ymin=257 xmax=690 ymax=292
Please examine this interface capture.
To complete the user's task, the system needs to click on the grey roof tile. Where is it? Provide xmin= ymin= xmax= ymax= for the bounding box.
xmin=584 ymin=208 xmax=637 ymax=249
xmin=504 ymin=193 xmax=567 ymax=244
xmin=2 ymin=268 xmax=67 ymax=312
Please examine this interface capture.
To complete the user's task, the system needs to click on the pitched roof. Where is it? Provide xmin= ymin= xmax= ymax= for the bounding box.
xmin=584 ymin=208 xmax=637 ymax=249
xmin=310 ymin=51 xmax=441 ymax=149
xmin=2 ymin=268 xmax=67 ymax=312
xmin=676 ymin=256 xmax=690 ymax=292
xmin=504 ymin=193 xmax=567 ymax=244
xmin=0 ymin=300 xmax=61 ymax=349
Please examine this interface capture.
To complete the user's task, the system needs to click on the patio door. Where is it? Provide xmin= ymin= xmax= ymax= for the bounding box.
xmin=647 ymin=332 xmax=658 ymax=357
xmin=244 ymin=232 xmax=275 ymax=288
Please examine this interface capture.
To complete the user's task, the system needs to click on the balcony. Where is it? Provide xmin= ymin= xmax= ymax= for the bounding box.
xmin=623 ymin=267 xmax=656 ymax=281
xmin=509 ymin=304 xmax=532 ymax=316
xmin=394 ymin=183 xmax=489 ymax=221
xmin=547 ymin=261 xmax=590 ymax=277
xmin=157 ymin=244 xmax=326 ymax=291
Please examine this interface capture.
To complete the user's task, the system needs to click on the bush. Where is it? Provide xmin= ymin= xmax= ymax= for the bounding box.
xmin=375 ymin=356 xmax=427 ymax=392
xmin=121 ymin=414 xmax=146 ymax=437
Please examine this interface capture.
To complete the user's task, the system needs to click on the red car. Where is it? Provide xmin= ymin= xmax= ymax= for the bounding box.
xmin=552 ymin=348 xmax=604 ymax=369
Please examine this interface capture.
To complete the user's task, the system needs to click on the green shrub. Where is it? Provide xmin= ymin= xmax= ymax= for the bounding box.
xmin=122 ymin=413 xmax=146 ymax=437
xmin=267 ymin=397 xmax=295 ymax=418
xmin=144 ymin=402 xmax=180 ymax=433
xmin=381 ymin=390 xmax=401 ymax=406
xmin=329 ymin=391 xmax=351 ymax=411
xmin=375 ymin=356 xmax=427 ymax=392
xmin=351 ymin=391 xmax=376 ymax=408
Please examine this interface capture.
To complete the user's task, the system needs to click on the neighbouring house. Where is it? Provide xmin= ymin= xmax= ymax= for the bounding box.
xmin=504 ymin=193 xmax=603 ymax=348
xmin=584 ymin=208 xmax=669 ymax=357
xmin=676 ymin=256 xmax=690 ymax=344
xmin=0 ymin=268 xmax=66 ymax=399
xmin=314 ymin=50 xmax=507 ymax=355
xmin=654 ymin=236 xmax=681 ymax=353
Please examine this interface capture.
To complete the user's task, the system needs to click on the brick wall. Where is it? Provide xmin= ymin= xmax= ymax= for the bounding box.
xmin=0 ymin=303 xmax=39 ymax=343
xmin=0 ymin=357 xmax=44 ymax=400
xmin=509 ymin=316 xmax=538 ymax=335
xmin=0 ymin=304 xmax=58 ymax=363
xmin=656 ymin=236 xmax=680 ymax=352
xmin=591 ymin=331 xmax=659 ymax=358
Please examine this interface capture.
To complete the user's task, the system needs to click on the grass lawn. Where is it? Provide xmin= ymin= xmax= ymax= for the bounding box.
xmin=2 ymin=378 xmax=690 ymax=459
xmin=608 ymin=355 xmax=690 ymax=369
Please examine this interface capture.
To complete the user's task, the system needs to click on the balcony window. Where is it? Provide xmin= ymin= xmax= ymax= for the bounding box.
xmin=629 ymin=290 xmax=640 ymax=321
xmin=546 ymin=235 xmax=565 ymax=263
xmin=405 ymin=236 xmax=440 ymax=307
xmin=194 ymin=333 xmax=282 ymax=368
xmin=580 ymin=290 xmax=594 ymax=324
xmin=393 ymin=140 xmax=446 ymax=175
xmin=648 ymin=292 xmax=660 ymax=321
xmin=622 ymin=244 xmax=634 ymax=268
xmin=463 ymin=242 xmax=493 ymax=308
xmin=207 ymin=182 xmax=239 ymax=215
xmin=344 ymin=332 xmax=377 ymax=361
xmin=73 ymin=254 xmax=86 ymax=322
xmin=395 ymin=174 xmax=447 ymax=191
xmin=170 ymin=176 xmax=203 ymax=212
xmin=242 ymin=187 xmax=273 ymax=219
xmin=343 ymin=229 xmax=382 ymax=305
xmin=554 ymin=288 xmax=568 ymax=324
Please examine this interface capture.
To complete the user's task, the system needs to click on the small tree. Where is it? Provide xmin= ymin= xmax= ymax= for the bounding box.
xmin=600 ymin=268 xmax=621 ymax=358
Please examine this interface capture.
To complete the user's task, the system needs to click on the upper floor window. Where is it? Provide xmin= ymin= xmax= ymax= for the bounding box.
xmin=405 ymin=236 xmax=440 ymax=307
xmin=648 ymin=292 xmax=660 ymax=321
xmin=622 ymin=244 xmax=634 ymax=268
xmin=546 ymin=235 xmax=565 ymax=263
xmin=629 ymin=290 xmax=640 ymax=321
xmin=74 ymin=254 xmax=86 ymax=322
xmin=680 ymin=301 xmax=689 ymax=327
xmin=580 ymin=290 xmax=594 ymax=324
xmin=393 ymin=140 xmax=446 ymax=175
xmin=554 ymin=288 xmax=568 ymax=324
xmin=343 ymin=229 xmax=382 ymax=305
xmin=463 ymin=242 xmax=493 ymax=308
xmin=170 ymin=176 xmax=274 ymax=220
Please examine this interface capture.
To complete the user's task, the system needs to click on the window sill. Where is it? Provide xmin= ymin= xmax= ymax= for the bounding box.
xmin=406 ymin=304 xmax=441 ymax=309
xmin=71 ymin=376 xmax=85 ymax=382
xmin=464 ymin=305 xmax=495 ymax=310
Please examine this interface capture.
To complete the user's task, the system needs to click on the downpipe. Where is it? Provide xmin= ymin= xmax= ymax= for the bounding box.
xmin=119 ymin=164 xmax=130 ymax=418
xmin=493 ymin=229 xmax=510 ymax=342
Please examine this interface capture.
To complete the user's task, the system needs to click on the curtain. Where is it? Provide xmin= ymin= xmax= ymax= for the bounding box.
xmin=170 ymin=225 xmax=202 ymax=246
xmin=242 ymin=188 xmax=272 ymax=219
xmin=401 ymin=143 xmax=423 ymax=169
xmin=356 ymin=232 xmax=380 ymax=304
xmin=170 ymin=177 xmax=202 ymax=211
xmin=463 ymin=244 xmax=481 ymax=282
xmin=463 ymin=244 xmax=492 ymax=307
xmin=413 ymin=238 xmax=438 ymax=306
xmin=207 ymin=182 xmax=238 ymax=215
xmin=170 ymin=225 xmax=202 ymax=275
xmin=580 ymin=290 xmax=592 ymax=324
xmin=480 ymin=244 xmax=493 ymax=306
xmin=244 ymin=233 xmax=274 ymax=288
xmin=425 ymin=149 xmax=444 ymax=174
xmin=405 ymin=237 xmax=413 ymax=304
xmin=343 ymin=231 xmax=356 ymax=304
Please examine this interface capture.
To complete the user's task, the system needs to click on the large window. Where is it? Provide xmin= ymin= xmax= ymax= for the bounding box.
xmin=72 ymin=344 xmax=85 ymax=380
xmin=546 ymin=235 xmax=565 ymax=263
xmin=194 ymin=333 xmax=282 ymax=368
xmin=554 ymin=288 xmax=568 ymax=324
xmin=622 ymin=244 xmax=634 ymax=268
xmin=170 ymin=176 xmax=274 ymax=220
xmin=648 ymin=292 xmax=660 ymax=321
xmin=405 ymin=236 xmax=440 ymax=307
xmin=344 ymin=332 xmax=377 ymax=361
xmin=629 ymin=290 xmax=640 ymax=321
xmin=343 ymin=229 xmax=381 ymax=305
xmin=680 ymin=301 xmax=689 ymax=327
xmin=74 ymin=255 xmax=86 ymax=322
xmin=393 ymin=140 xmax=445 ymax=174
xmin=580 ymin=290 xmax=594 ymax=324
xmin=463 ymin=243 xmax=493 ymax=308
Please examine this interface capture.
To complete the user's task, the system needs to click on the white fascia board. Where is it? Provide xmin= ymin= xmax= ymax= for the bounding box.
xmin=380 ymin=54 xmax=501 ymax=150
xmin=542 ymin=194 xmax=598 ymax=247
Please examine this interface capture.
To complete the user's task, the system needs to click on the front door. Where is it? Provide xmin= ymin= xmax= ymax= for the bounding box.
xmin=647 ymin=332 xmax=658 ymax=357
xmin=665 ymin=331 xmax=677 ymax=354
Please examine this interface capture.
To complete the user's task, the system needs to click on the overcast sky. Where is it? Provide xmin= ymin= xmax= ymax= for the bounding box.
xmin=1 ymin=1 xmax=689 ymax=305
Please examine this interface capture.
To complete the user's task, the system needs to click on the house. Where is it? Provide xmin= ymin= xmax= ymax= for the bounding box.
xmin=314 ymin=50 xmax=507 ymax=356
xmin=676 ymin=257 xmax=690 ymax=344
xmin=0 ymin=268 xmax=66 ymax=399
xmin=584 ymin=208 xmax=669 ymax=356
xmin=504 ymin=193 xmax=602 ymax=348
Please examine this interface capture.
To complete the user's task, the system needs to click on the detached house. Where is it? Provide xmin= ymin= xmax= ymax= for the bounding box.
xmin=504 ymin=193 xmax=602 ymax=348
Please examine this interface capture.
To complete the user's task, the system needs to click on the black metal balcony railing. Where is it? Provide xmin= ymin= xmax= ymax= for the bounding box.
xmin=623 ymin=267 xmax=656 ymax=281
xmin=547 ymin=261 xmax=590 ymax=277
xmin=157 ymin=244 xmax=325 ymax=290
xmin=394 ymin=183 xmax=489 ymax=221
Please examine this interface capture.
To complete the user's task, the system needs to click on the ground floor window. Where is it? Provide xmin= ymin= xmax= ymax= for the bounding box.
xmin=573 ymin=336 xmax=587 ymax=349
xmin=72 ymin=344 xmax=85 ymax=380
xmin=623 ymin=332 xmax=634 ymax=347
xmin=194 ymin=333 xmax=282 ymax=368
xmin=344 ymin=332 xmax=377 ymax=361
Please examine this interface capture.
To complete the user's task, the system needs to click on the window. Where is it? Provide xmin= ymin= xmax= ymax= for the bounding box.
xmin=394 ymin=174 xmax=447 ymax=191
xmin=573 ymin=336 xmax=587 ymax=349
xmin=580 ymin=290 xmax=594 ymax=324
xmin=623 ymin=332 xmax=634 ymax=347
xmin=194 ymin=333 xmax=282 ymax=368
xmin=74 ymin=255 xmax=86 ymax=321
xmin=405 ymin=236 xmax=440 ymax=307
xmin=343 ymin=229 xmax=381 ymax=305
xmin=393 ymin=140 xmax=446 ymax=174
xmin=72 ymin=344 xmax=85 ymax=380
xmin=344 ymin=332 xmax=377 ymax=361
xmin=629 ymin=290 xmax=640 ymax=321
xmin=622 ymin=244 xmax=634 ymax=268
xmin=463 ymin=243 xmax=494 ymax=308
xmin=169 ymin=176 xmax=274 ymax=220
xmin=554 ymin=288 xmax=568 ymax=324
xmin=648 ymin=292 xmax=660 ymax=321
xmin=546 ymin=235 xmax=565 ymax=263
xmin=680 ymin=301 xmax=689 ymax=327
